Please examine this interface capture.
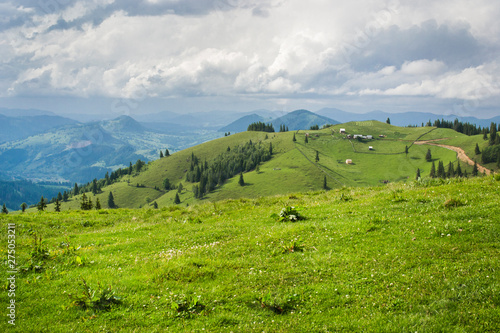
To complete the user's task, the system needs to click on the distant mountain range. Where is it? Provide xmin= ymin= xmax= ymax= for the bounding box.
xmin=219 ymin=109 xmax=339 ymax=133
xmin=316 ymin=108 xmax=500 ymax=128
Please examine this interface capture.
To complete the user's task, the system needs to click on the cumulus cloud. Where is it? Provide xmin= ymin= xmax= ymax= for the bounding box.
xmin=1 ymin=0 xmax=500 ymax=115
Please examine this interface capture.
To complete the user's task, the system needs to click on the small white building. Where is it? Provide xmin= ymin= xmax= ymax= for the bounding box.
xmin=367 ymin=135 xmax=373 ymax=140
xmin=369 ymin=146 xmax=374 ymax=150
xmin=340 ymin=128 xmax=346 ymax=134
xmin=346 ymin=159 xmax=353 ymax=164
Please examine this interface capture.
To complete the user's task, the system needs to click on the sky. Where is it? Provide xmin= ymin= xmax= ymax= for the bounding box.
xmin=1 ymin=0 xmax=500 ymax=118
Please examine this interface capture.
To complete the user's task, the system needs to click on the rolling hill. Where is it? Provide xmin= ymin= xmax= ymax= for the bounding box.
xmin=31 ymin=120 xmax=499 ymax=212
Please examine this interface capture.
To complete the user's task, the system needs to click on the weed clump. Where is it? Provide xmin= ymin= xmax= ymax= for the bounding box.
xmin=68 ymin=278 xmax=121 ymax=312
xmin=170 ymin=293 xmax=206 ymax=318
xmin=271 ymin=206 xmax=304 ymax=222
xmin=443 ymin=198 xmax=465 ymax=209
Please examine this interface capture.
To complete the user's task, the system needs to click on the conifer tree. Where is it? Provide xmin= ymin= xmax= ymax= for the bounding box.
xmin=239 ymin=172 xmax=245 ymax=186
xmin=323 ymin=176 xmax=327 ymax=190
xmin=177 ymin=182 xmax=183 ymax=193
xmin=425 ymin=149 xmax=432 ymax=162
xmin=305 ymin=135 xmax=308 ymax=143
xmin=1 ymin=204 xmax=7 ymax=214
xmin=489 ymin=122 xmax=497 ymax=146
xmin=269 ymin=143 xmax=273 ymax=155
xmin=160 ymin=150 xmax=164 ymax=158
xmin=37 ymin=196 xmax=47 ymax=211
xmin=73 ymin=183 xmax=79 ymax=196
xmin=405 ymin=145 xmax=409 ymax=155
xmin=57 ymin=192 xmax=63 ymax=201
xmin=63 ymin=191 xmax=69 ymax=201
xmin=165 ymin=148 xmax=170 ymax=156
xmin=174 ymin=193 xmax=181 ymax=204
xmin=163 ymin=178 xmax=171 ymax=191
xmin=128 ymin=162 xmax=133 ymax=175
xmin=483 ymin=129 xmax=488 ymax=140
xmin=54 ymin=199 xmax=61 ymax=212
xmin=456 ymin=162 xmax=463 ymax=177
xmin=293 ymin=133 xmax=296 ymax=142
xmin=447 ymin=162 xmax=455 ymax=178
xmin=92 ymin=179 xmax=98 ymax=195
xmin=472 ymin=160 xmax=479 ymax=176
xmin=475 ymin=143 xmax=481 ymax=155
xmin=95 ymin=198 xmax=101 ymax=210
xmin=152 ymin=201 xmax=158 ymax=209
xmin=437 ymin=161 xmax=445 ymax=178
xmin=416 ymin=168 xmax=421 ymax=180
xmin=497 ymin=151 xmax=500 ymax=168
xmin=386 ymin=117 xmax=391 ymax=124
xmin=430 ymin=161 xmax=436 ymax=178
xmin=315 ymin=150 xmax=320 ymax=162
xmin=108 ymin=192 xmax=116 ymax=208
xmin=20 ymin=202 xmax=27 ymax=213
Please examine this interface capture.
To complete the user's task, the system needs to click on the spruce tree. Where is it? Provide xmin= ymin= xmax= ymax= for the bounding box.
xmin=165 ymin=148 xmax=170 ymax=157
xmin=386 ymin=117 xmax=391 ymax=124
xmin=472 ymin=160 xmax=479 ymax=176
xmin=174 ymin=193 xmax=181 ymax=204
xmin=160 ymin=150 xmax=164 ymax=158
xmin=108 ymin=192 xmax=116 ymax=208
xmin=177 ymin=182 xmax=183 ymax=193
xmin=57 ymin=192 xmax=63 ymax=201
xmin=305 ymin=135 xmax=308 ymax=143
xmin=1 ymin=204 xmax=7 ymax=214
xmin=20 ymin=202 xmax=27 ymax=213
xmin=54 ymin=199 xmax=61 ymax=212
xmin=405 ymin=145 xmax=408 ymax=155
xmin=456 ymin=162 xmax=463 ymax=177
xmin=63 ymin=191 xmax=69 ymax=201
xmin=416 ymin=168 xmax=421 ymax=180
xmin=73 ymin=183 xmax=79 ymax=195
xmin=37 ymin=196 xmax=47 ymax=211
xmin=425 ymin=149 xmax=432 ymax=162
xmin=238 ymin=172 xmax=245 ymax=186
xmin=483 ymin=129 xmax=488 ymax=140
xmin=95 ymin=198 xmax=101 ymax=210
xmin=128 ymin=162 xmax=133 ymax=175
xmin=497 ymin=151 xmax=500 ymax=168
xmin=447 ymin=162 xmax=455 ymax=178
xmin=152 ymin=201 xmax=158 ymax=209
xmin=489 ymin=122 xmax=497 ymax=146
xmin=323 ymin=176 xmax=327 ymax=190
xmin=315 ymin=150 xmax=320 ymax=162
xmin=437 ymin=161 xmax=445 ymax=178
xmin=293 ymin=133 xmax=296 ymax=142
xmin=269 ymin=143 xmax=273 ymax=155
xmin=430 ymin=161 xmax=436 ymax=178
xmin=475 ymin=143 xmax=481 ymax=155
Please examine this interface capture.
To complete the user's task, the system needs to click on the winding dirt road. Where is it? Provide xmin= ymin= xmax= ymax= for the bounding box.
xmin=414 ymin=140 xmax=491 ymax=175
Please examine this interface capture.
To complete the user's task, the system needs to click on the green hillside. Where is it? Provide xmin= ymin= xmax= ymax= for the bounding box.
xmin=1 ymin=175 xmax=499 ymax=332
xmin=27 ymin=120 xmax=497 ymax=212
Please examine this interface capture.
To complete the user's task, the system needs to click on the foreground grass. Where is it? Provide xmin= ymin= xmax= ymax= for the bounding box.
xmin=1 ymin=176 xmax=499 ymax=332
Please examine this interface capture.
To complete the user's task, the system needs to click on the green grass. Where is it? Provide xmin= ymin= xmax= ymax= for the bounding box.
xmin=1 ymin=175 xmax=499 ymax=332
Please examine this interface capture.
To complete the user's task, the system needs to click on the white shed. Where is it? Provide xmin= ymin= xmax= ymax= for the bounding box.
xmin=340 ymin=128 xmax=346 ymax=134
xmin=346 ymin=159 xmax=353 ymax=164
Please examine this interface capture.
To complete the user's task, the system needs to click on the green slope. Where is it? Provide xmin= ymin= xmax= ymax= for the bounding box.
xmin=2 ymin=176 xmax=499 ymax=332
xmin=32 ymin=121 xmax=498 ymax=211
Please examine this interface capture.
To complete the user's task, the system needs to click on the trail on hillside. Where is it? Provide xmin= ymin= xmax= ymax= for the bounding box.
xmin=414 ymin=140 xmax=491 ymax=175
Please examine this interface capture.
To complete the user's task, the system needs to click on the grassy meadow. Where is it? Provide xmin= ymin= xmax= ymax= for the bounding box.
xmin=1 ymin=175 xmax=499 ymax=332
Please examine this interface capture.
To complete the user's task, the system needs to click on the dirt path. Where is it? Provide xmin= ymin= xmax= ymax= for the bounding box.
xmin=414 ymin=140 xmax=491 ymax=175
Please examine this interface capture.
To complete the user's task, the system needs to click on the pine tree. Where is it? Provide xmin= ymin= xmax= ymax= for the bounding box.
xmin=163 ymin=178 xmax=171 ymax=191
xmin=456 ymin=162 xmax=463 ymax=177
xmin=73 ymin=183 xmax=79 ymax=196
xmin=447 ymin=162 xmax=455 ymax=178
xmin=323 ymin=176 xmax=327 ymax=190
xmin=160 ymin=150 xmax=164 ymax=158
xmin=128 ymin=162 xmax=133 ymax=175
xmin=293 ymin=133 xmax=296 ymax=142
xmin=475 ymin=143 xmax=481 ymax=155
xmin=305 ymin=135 xmax=308 ymax=143
xmin=483 ymin=129 xmax=488 ymax=140
xmin=405 ymin=145 xmax=409 ymax=155
xmin=472 ymin=160 xmax=479 ymax=176
xmin=425 ymin=149 xmax=432 ymax=162
xmin=57 ymin=192 xmax=63 ymax=201
xmin=386 ymin=117 xmax=391 ymax=124
xmin=497 ymin=151 xmax=500 ymax=168
xmin=92 ymin=179 xmax=98 ymax=195
xmin=416 ymin=168 xmax=421 ymax=180
xmin=37 ymin=196 xmax=47 ymax=211
xmin=108 ymin=192 xmax=116 ymax=208
xmin=95 ymin=198 xmax=101 ymax=210
xmin=269 ymin=143 xmax=273 ymax=155
xmin=80 ymin=193 xmax=88 ymax=210
xmin=177 ymin=182 xmax=183 ymax=193
xmin=54 ymin=199 xmax=61 ymax=212
xmin=165 ymin=148 xmax=170 ymax=157
xmin=489 ymin=122 xmax=497 ymax=146
xmin=174 ymin=193 xmax=181 ymax=204
xmin=437 ymin=161 xmax=445 ymax=178
xmin=430 ymin=161 xmax=436 ymax=178
xmin=63 ymin=191 xmax=69 ymax=201
xmin=1 ymin=204 xmax=7 ymax=214
xmin=20 ymin=202 xmax=27 ymax=213
xmin=315 ymin=150 xmax=320 ymax=162
xmin=238 ymin=172 xmax=245 ymax=186
xmin=152 ymin=201 xmax=158 ymax=209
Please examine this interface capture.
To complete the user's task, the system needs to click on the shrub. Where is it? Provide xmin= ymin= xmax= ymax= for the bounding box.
xmin=271 ymin=206 xmax=304 ymax=222
xmin=68 ymin=278 xmax=121 ymax=312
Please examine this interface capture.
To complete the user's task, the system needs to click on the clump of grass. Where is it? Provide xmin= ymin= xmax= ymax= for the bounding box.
xmin=68 ymin=277 xmax=121 ymax=312
xmin=281 ymin=238 xmax=304 ymax=254
xmin=443 ymin=198 xmax=465 ymax=208
xmin=20 ymin=234 xmax=49 ymax=273
xmin=271 ymin=206 xmax=304 ymax=222
xmin=254 ymin=292 xmax=299 ymax=314
xmin=170 ymin=293 xmax=206 ymax=318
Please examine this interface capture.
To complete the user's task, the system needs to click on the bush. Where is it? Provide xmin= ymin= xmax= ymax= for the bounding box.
xmin=271 ymin=206 xmax=304 ymax=222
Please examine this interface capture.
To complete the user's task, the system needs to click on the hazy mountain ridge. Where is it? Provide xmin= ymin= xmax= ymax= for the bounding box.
xmin=0 ymin=114 xmax=79 ymax=143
